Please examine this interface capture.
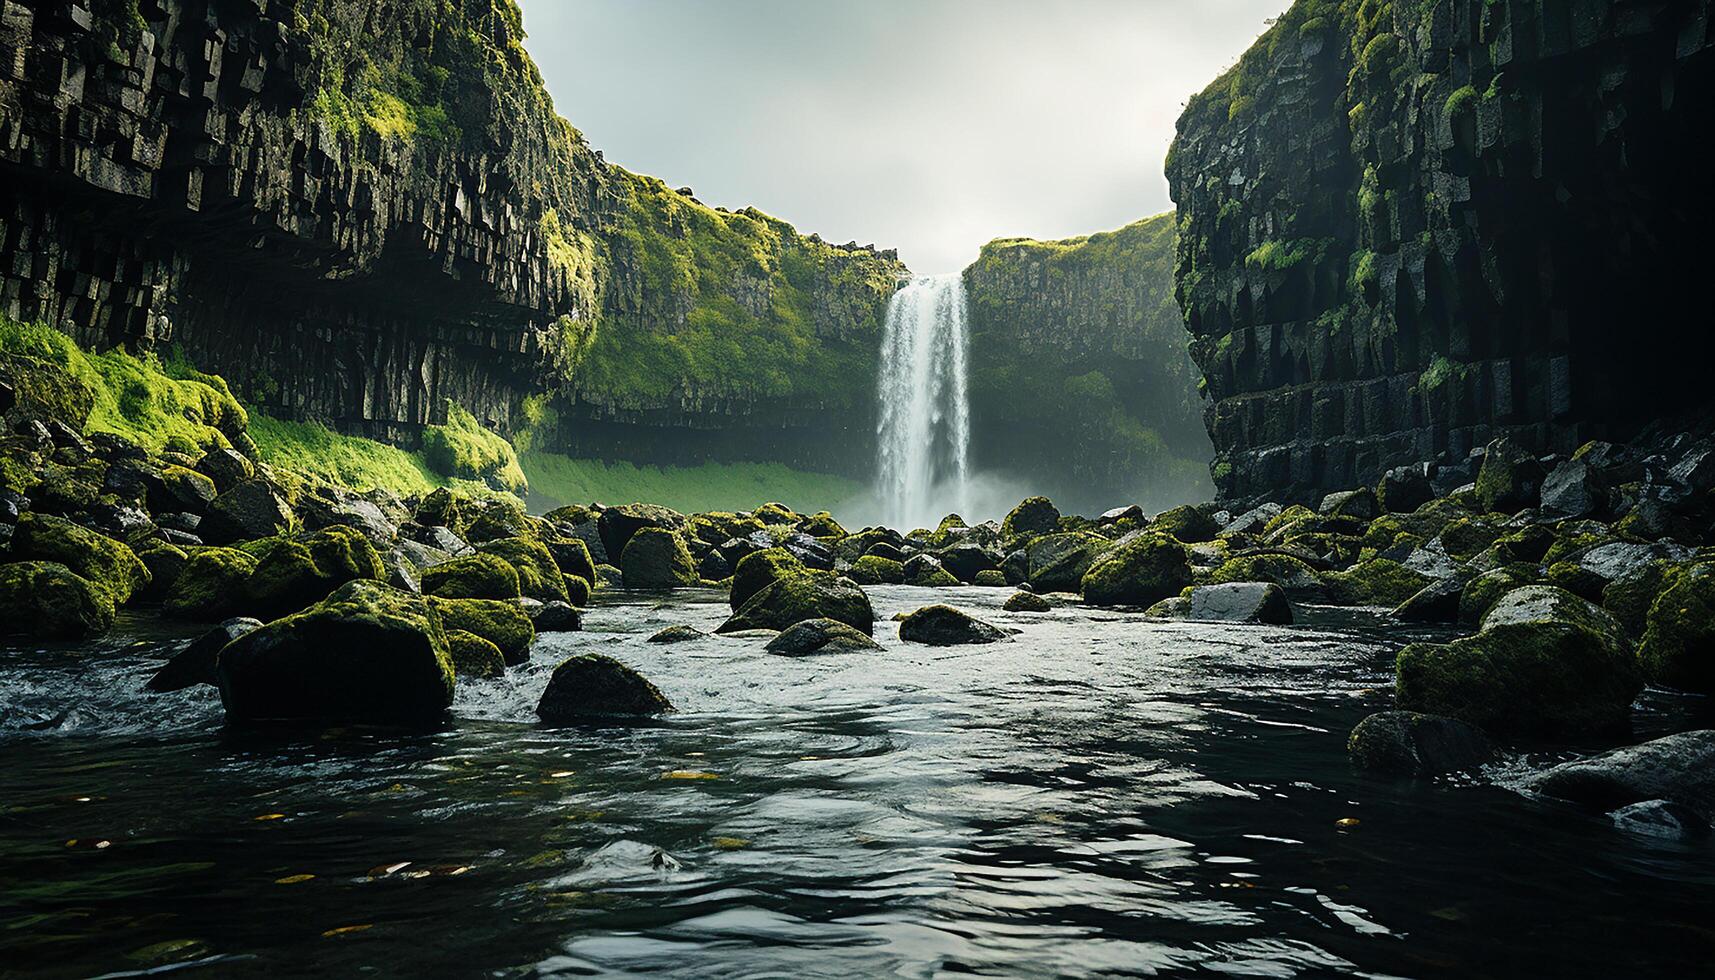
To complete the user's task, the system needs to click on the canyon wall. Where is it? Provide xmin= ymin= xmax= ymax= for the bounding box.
xmin=963 ymin=214 xmax=1213 ymax=513
xmin=0 ymin=0 xmax=901 ymax=465
xmin=1168 ymin=0 xmax=1715 ymax=503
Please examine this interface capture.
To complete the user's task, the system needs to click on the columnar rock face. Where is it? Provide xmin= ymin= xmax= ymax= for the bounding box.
xmin=1167 ymin=0 xmax=1715 ymax=503
xmin=0 ymin=0 xmax=903 ymax=463
xmin=962 ymin=214 xmax=1213 ymax=511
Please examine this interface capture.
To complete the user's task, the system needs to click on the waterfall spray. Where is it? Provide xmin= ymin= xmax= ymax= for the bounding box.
xmin=875 ymin=274 xmax=971 ymax=530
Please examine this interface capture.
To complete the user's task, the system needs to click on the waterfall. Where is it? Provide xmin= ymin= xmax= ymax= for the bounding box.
xmin=875 ymin=273 xmax=971 ymax=531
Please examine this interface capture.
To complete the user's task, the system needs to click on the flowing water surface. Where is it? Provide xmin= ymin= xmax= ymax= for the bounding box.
xmin=2 ymin=588 xmax=1712 ymax=978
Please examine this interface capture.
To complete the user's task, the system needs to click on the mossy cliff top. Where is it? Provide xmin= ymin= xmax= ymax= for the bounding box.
xmin=1165 ymin=0 xmax=1715 ymax=503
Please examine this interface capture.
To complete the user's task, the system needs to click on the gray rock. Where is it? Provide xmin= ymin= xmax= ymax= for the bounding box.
xmin=1347 ymin=711 xmax=1493 ymax=776
xmin=1187 ymin=582 xmax=1293 ymax=624
xmin=1527 ymin=731 xmax=1715 ymax=816
xmin=148 ymin=618 xmax=264 ymax=692
xmin=1223 ymin=502 xmax=1283 ymax=536
xmin=647 ymin=624 xmax=705 ymax=644
xmin=765 ymin=618 xmax=882 ymax=656
xmin=537 ymin=654 xmax=673 ymax=723
xmin=199 ymin=480 xmax=293 ymax=545
xmin=938 ymin=542 xmax=1000 ymax=583
xmin=1318 ymin=488 xmax=1378 ymax=521
xmin=1391 ymin=574 xmax=1468 ymax=623
xmin=1538 ymin=457 xmax=1606 ymax=519
xmin=1609 ymin=800 xmax=1711 ymax=840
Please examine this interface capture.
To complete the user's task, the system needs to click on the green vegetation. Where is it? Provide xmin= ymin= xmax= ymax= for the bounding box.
xmin=250 ymin=415 xmax=441 ymax=496
xmin=520 ymin=451 xmax=861 ymax=517
xmin=422 ymin=403 xmax=528 ymax=494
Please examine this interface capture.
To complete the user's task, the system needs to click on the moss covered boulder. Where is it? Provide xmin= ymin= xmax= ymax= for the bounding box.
xmin=1026 ymin=532 xmax=1112 ymax=593
xmin=718 ymin=571 xmax=873 ymax=636
xmin=1002 ymin=496 xmax=1060 ymax=537
xmin=1080 ymin=533 xmax=1192 ymax=606
xmin=1458 ymin=565 xmax=1539 ymax=624
xmin=619 ymin=527 xmax=698 ymax=590
xmin=848 ymin=554 xmax=905 ymax=585
xmin=544 ymin=536 xmax=598 ymax=585
xmin=421 ymin=554 xmax=522 ymax=601
xmin=0 ymin=561 xmax=116 ymax=638
xmin=537 ymin=654 xmax=673 ymax=723
xmin=1347 ymin=711 xmax=1493 ymax=776
xmin=898 ymin=604 xmax=1010 ymax=645
xmin=245 ymin=526 xmax=385 ymax=618
xmin=1474 ymin=437 xmax=1545 ymax=514
xmin=799 ymin=511 xmax=847 ymax=538
xmin=730 ymin=547 xmax=802 ymax=610
xmin=1396 ymin=587 xmax=1643 ymax=738
xmin=597 ymin=503 xmax=688 ymax=564
xmin=10 ymin=512 xmax=150 ymax=605
xmin=463 ymin=499 xmax=537 ymax=544
xmin=1152 ymin=505 xmax=1218 ymax=544
xmin=1004 ymin=590 xmax=1053 ymax=613
xmin=476 ymin=537 xmax=570 ymax=604
xmin=199 ymin=479 xmax=294 ymax=545
xmin=429 ymin=596 xmax=535 ymax=665
xmin=765 ymin=618 xmax=881 ymax=656
xmin=1205 ymin=552 xmax=1321 ymax=591
xmin=1603 ymin=560 xmax=1675 ymax=638
xmin=973 ymin=569 xmax=1008 ymax=587
xmin=215 ymin=581 xmax=455 ymax=725
xmin=1321 ymin=559 xmax=1432 ymax=607
xmin=903 ymin=555 xmax=960 ymax=588
xmin=164 ymin=547 xmax=260 ymax=620
xmin=414 ymin=488 xmax=466 ymax=531
xmin=446 ymin=629 xmax=506 ymax=679
xmin=130 ymin=538 xmax=189 ymax=601
xmin=1638 ymin=562 xmax=1715 ymax=693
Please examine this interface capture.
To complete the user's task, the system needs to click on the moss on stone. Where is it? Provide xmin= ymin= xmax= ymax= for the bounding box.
xmin=421 ymin=553 xmax=522 ymax=601
xmin=428 ymin=596 xmax=534 ymax=664
xmin=1322 ymin=559 xmax=1432 ymax=607
xmin=163 ymin=547 xmax=261 ymax=620
xmin=1206 ymin=553 xmax=1320 ymax=590
xmin=446 ymin=628 xmax=506 ymax=679
xmin=0 ymin=561 xmax=116 ymax=638
xmin=10 ymin=512 xmax=150 ymax=605
xmin=1458 ymin=565 xmax=1539 ymax=625
xmin=619 ymin=527 xmax=698 ymax=589
xmin=1080 ymin=533 xmax=1193 ymax=606
xmin=718 ymin=570 xmax=874 ymax=636
xmin=1152 ymin=505 xmax=1218 ymax=544
xmin=1602 ymin=560 xmax=1674 ymax=638
xmin=848 ymin=555 xmax=905 ymax=585
xmin=475 ymin=537 xmax=569 ymax=603
xmin=730 ymin=547 xmax=802 ymax=610
xmin=1638 ymin=562 xmax=1715 ymax=694
xmin=1002 ymin=496 xmax=1060 ymax=537
xmin=421 ymin=402 xmax=527 ymax=494
xmin=245 ymin=526 xmax=385 ymax=618
xmin=973 ymin=569 xmax=1008 ymax=587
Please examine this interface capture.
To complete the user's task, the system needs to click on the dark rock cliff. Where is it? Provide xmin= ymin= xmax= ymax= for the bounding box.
xmin=962 ymin=214 xmax=1213 ymax=512
xmin=0 ymin=0 xmax=901 ymax=464
xmin=1167 ymin=0 xmax=1715 ymax=503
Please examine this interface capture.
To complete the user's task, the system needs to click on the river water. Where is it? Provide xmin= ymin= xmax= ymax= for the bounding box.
xmin=2 ymin=587 xmax=1711 ymax=978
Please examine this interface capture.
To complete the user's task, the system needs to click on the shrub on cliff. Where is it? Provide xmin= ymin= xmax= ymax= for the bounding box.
xmin=421 ymin=403 xmax=527 ymax=495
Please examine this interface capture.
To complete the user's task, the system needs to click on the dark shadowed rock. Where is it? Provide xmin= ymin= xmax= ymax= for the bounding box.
xmin=1378 ymin=463 xmax=1434 ymax=514
xmin=1187 ymin=582 xmax=1293 ymax=624
xmin=0 ymin=561 xmax=116 ymax=639
xmin=1474 ymin=437 xmax=1545 ymax=514
xmin=1526 ymin=731 xmax=1715 ymax=817
xmin=532 ymin=601 xmax=583 ymax=633
xmin=898 ymin=604 xmax=1010 ymax=645
xmin=1318 ymin=488 xmax=1378 ymax=521
xmin=938 ymin=542 xmax=1000 ymax=583
xmin=1539 ymin=457 xmax=1606 ymax=519
xmin=620 ymin=527 xmax=698 ymax=589
xmin=597 ymin=504 xmax=687 ymax=566
xmin=1347 ymin=711 xmax=1493 ymax=776
xmin=148 ymin=618 xmax=263 ymax=692
xmin=1609 ymin=800 xmax=1711 ymax=840
xmin=537 ymin=654 xmax=673 ymax=723
xmin=1002 ymin=496 xmax=1060 ymax=537
xmin=719 ymin=572 xmax=874 ymax=636
xmin=1391 ymin=575 xmax=1469 ymax=624
xmin=903 ymin=554 xmax=959 ymax=587
xmin=199 ymin=480 xmax=293 ymax=545
xmin=765 ymin=618 xmax=882 ymax=656
xmin=194 ymin=448 xmax=255 ymax=493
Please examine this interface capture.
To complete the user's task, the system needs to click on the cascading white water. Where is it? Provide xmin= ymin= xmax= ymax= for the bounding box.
xmin=875 ymin=273 xmax=971 ymax=531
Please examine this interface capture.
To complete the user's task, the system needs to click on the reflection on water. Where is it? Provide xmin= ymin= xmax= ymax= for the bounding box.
xmin=1 ymin=588 xmax=1710 ymax=978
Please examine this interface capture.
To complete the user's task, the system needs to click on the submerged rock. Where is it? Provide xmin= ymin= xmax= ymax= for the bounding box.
xmin=973 ymin=569 xmax=1008 ymax=587
xmin=1322 ymin=558 xmax=1432 ymax=607
xmin=647 ymin=624 xmax=707 ymax=644
xmin=1004 ymin=590 xmax=1052 ymax=613
xmin=1525 ymin=731 xmax=1715 ymax=817
xmin=537 ymin=654 xmax=673 ymax=723
xmin=0 ymin=561 xmax=116 ymax=638
xmin=765 ymin=618 xmax=882 ymax=656
xmin=1187 ymin=582 xmax=1292 ymax=625
xmin=1609 ymin=800 xmax=1711 ymax=840
xmin=216 ymin=581 xmax=455 ymax=725
xmin=898 ymin=604 xmax=1010 ymax=645
xmin=729 ymin=548 xmax=801 ymax=610
xmin=148 ymin=617 xmax=263 ymax=692
xmin=1347 ymin=711 xmax=1492 ymax=776
xmin=619 ymin=527 xmax=698 ymax=589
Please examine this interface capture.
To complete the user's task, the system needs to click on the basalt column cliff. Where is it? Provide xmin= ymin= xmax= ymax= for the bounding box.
xmin=1168 ymin=0 xmax=1715 ymax=503
xmin=0 ymin=0 xmax=902 ymax=466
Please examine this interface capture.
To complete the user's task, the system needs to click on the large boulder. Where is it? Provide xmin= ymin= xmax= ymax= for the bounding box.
xmin=1396 ymin=586 xmax=1642 ymax=737
xmin=544 ymin=536 xmax=598 ymax=584
xmin=1474 ymin=437 xmax=1545 ymax=514
xmin=1318 ymin=488 xmax=1379 ymax=522
xmin=1186 ymin=582 xmax=1293 ymax=624
xmin=130 ymin=538 xmax=189 ymax=601
xmin=244 ymin=526 xmax=386 ymax=618
xmin=898 ymin=604 xmax=1010 ymax=645
xmin=215 ymin=581 xmax=455 ymax=725
xmin=537 ymin=654 xmax=673 ymax=723
xmin=619 ymin=527 xmax=698 ymax=589
xmin=194 ymin=448 xmax=255 ymax=493
xmin=729 ymin=548 xmax=801 ymax=610
xmin=199 ymin=479 xmax=294 ymax=545
xmin=1026 ymin=532 xmax=1112 ymax=593
xmin=0 ymin=561 xmax=115 ymax=638
xmin=476 ymin=537 xmax=570 ymax=603
xmin=446 ymin=630 xmax=506 ymax=679
xmin=1538 ymin=457 xmax=1606 ymax=519
xmin=937 ymin=542 xmax=999 ymax=583
xmin=903 ymin=554 xmax=959 ymax=587
xmin=1377 ymin=463 xmax=1434 ymax=514
xmin=9 ymin=512 xmax=149 ymax=605
xmin=163 ymin=547 xmax=260 ymax=620
xmin=597 ymin=503 xmax=687 ymax=565
xmin=1637 ymin=562 xmax=1715 ymax=694
xmin=1002 ymin=496 xmax=1060 ymax=537
xmin=1079 ymin=533 xmax=1191 ymax=606
xmin=429 ymin=597 xmax=535 ymax=665
xmin=848 ymin=555 xmax=905 ymax=585
xmin=717 ymin=571 xmax=873 ymax=636
xmin=148 ymin=618 xmax=263 ymax=692
xmin=1206 ymin=552 xmax=1321 ymax=591
xmin=1347 ymin=711 xmax=1493 ymax=776
xmin=1151 ymin=505 xmax=1218 ymax=544
xmin=1391 ymin=574 xmax=1468 ymax=624
xmin=765 ymin=618 xmax=883 ymax=656
xmin=1322 ymin=559 xmax=1432 ymax=607
xmin=421 ymin=554 xmax=522 ymax=601
xmin=1525 ymin=731 xmax=1715 ymax=817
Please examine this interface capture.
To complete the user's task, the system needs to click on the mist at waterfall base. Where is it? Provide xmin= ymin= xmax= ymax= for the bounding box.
xmin=844 ymin=273 xmax=1205 ymax=532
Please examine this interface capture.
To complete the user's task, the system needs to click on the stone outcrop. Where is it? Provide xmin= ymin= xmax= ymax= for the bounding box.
xmin=1167 ymin=0 xmax=1715 ymax=503
xmin=0 ymin=0 xmax=902 ymax=466
xmin=962 ymin=213 xmax=1212 ymax=510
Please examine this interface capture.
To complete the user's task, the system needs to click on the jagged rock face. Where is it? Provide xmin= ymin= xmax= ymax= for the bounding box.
xmin=0 ymin=0 xmax=904 ymax=464
xmin=962 ymin=214 xmax=1213 ymax=511
xmin=1167 ymin=0 xmax=1715 ymax=503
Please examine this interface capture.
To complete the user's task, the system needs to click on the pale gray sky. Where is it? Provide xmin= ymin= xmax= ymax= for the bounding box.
xmin=516 ymin=0 xmax=1288 ymax=273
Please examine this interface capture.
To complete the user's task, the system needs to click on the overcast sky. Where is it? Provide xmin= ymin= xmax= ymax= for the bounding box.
xmin=515 ymin=0 xmax=1289 ymax=273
